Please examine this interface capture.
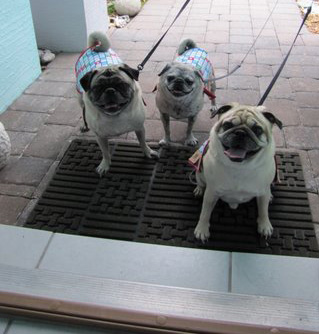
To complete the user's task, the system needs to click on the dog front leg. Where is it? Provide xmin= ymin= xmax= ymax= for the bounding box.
xmin=135 ymin=127 xmax=159 ymax=159
xmin=185 ymin=115 xmax=198 ymax=146
xmin=207 ymin=81 xmax=218 ymax=114
xmin=95 ymin=137 xmax=111 ymax=176
xmin=256 ymin=189 xmax=273 ymax=238
xmin=194 ymin=190 xmax=218 ymax=242
xmin=159 ymin=113 xmax=171 ymax=146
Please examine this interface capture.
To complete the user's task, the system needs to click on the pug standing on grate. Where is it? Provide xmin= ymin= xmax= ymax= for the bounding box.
xmin=155 ymin=39 xmax=217 ymax=147
xmin=76 ymin=31 xmax=158 ymax=175
xmin=192 ymin=103 xmax=282 ymax=242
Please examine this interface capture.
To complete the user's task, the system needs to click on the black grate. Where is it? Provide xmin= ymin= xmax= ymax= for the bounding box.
xmin=25 ymin=139 xmax=319 ymax=257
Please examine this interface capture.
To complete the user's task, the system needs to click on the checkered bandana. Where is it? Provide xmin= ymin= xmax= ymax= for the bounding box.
xmin=175 ymin=47 xmax=213 ymax=82
xmin=75 ymin=47 xmax=123 ymax=94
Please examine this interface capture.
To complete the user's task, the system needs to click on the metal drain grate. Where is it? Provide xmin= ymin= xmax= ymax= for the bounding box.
xmin=25 ymin=139 xmax=319 ymax=257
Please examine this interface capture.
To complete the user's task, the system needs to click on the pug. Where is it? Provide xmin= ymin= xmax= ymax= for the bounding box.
xmin=155 ymin=39 xmax=217 ymax=147
xmin=76 ymin=31 xmax=158 ymax=175
xmin=192 ymin=103 xmax=283 ymax=242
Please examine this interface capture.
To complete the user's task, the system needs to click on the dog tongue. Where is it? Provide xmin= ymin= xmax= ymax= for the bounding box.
xmin=224 ymin=148 xmax=247 ymax=160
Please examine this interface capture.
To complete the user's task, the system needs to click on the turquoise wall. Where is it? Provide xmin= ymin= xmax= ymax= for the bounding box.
xmin=0 ymin=0 xmax=41 ymax=113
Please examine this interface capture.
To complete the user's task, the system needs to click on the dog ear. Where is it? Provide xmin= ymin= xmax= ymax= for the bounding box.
xmin=262 ymin=112 xmax=283 ymax=129
xmin=80 ymin=70 xmax=97 ymax=92
xmin=194 ymin=70 xmax=204 ymax=82
xmin=119 ymin=64 xmax=140 ymax=81
xmin=158 ymin=64 xmax=171 ymax=76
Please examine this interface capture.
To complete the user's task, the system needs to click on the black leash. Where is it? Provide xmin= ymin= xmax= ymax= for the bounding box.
xmin=258 ymin=5 xmax=313 ymax=106
xmin=137 ymin=0 xmax=191 ymax=71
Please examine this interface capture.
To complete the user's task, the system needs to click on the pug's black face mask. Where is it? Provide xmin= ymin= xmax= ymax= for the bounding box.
xmin=88 ymin=70 xmax=134 ymax=115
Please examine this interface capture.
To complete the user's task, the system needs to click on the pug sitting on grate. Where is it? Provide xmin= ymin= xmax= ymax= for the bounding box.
xmin=192 ymin=103 xmax=282 ymax=242
xmin=155 ymin=39 xmax=217 ymax=147
xmin=76 ymin=31 xmax=158 ymax=175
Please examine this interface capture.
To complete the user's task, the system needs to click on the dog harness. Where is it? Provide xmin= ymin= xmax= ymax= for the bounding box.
xmin=75 ymin=47 xmax=123 ymax=94
xmin=175 ymin=48 xmax=214 ymax=82
xmin=188 ymin=140 xmax=210 ymax=172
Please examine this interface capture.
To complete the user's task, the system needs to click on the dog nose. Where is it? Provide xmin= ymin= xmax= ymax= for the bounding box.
xmin=105 ymin=87 xmax=116 ymax=95
xmin=103 ymin=69 xmax=115 ymax=77
xmin=235 ymin=130 xmax=246 ymax=139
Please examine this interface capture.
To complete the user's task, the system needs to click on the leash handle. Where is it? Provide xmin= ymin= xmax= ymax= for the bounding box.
xmin=137 ymin=0 xmax=191 ymax=71
xmin=258 ymin=5 xmax=312 ymax=106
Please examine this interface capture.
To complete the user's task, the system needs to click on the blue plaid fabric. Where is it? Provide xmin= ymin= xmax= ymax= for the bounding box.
xmin=175 ymin=48 xmax=213 ymax=82
xmin=75 ymin=48 xmax=123 ymax=93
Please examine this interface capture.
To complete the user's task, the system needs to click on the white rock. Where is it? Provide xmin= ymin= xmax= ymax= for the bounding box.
xmin=0 ymin=122 xmax=11 ymax=170
xmin=114 ymin=0 xmax=141 ymax=17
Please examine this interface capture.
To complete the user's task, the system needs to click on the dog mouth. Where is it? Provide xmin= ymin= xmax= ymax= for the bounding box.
xmin=222 ymin=145 xmax=261 ymax=162
xmin=168 ymin=87 xmax=191 ymax=97
xmin=99 ymin=101 xmax=129 ymax=115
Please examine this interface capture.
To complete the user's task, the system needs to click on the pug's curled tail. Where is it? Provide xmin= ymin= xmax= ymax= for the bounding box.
xmin=88 ymin=31 xmax=111 ymax=52
xmin=177 ymin=39 xmax=197 ymax=55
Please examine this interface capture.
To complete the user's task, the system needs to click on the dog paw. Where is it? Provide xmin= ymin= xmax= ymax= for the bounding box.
xmin=193 ymin=186 xmax=204 ymax=197
xmin=194 ymin=222 xmax=210 ymax=242
xmin=145 ymin=148 xmax=159 ymax=159
xmin=184 ymin=135 xmax=198 ymax=147
xmin=257 ymin=218 xmax=273 ymax=238
xmin=96 ymin=159 xmax=110 ymax=176
xmin=159 ymin=138 xmax=171 ymax=147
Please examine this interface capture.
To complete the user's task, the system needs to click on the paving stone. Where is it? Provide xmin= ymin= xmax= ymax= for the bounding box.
xmin=9 ymin=95 xmax=64 ymax=113
xmin=298 ymin=108 xmax=319 ymax=127
xmin=263 ymin=99 xmax=300 ymax=126
xmin=0 ymin=195 xmax=29 ymax=225
xmin=0 ymin=111 xmax=48 ymax=132
xmin=205 ymin=31 xmax=229 ymax=43
xmin=24 ymin=81 xmax=75 ymax=97
xmin=7 ymin=132 xmax=37 ymax=156
xmin=255 ymin=49 xmax=283 ymax=65
xmin=289 ymin=78 xmax=319 ymax=93
xmin=284 ymin=126 xmax=319 ymax=150
xmin=46 ymin=53 xmax=80 ymax=69
xmin=148 ymin=46 xmax=176 ymax=62
xmin=142 ymin=93 xmax=158 ymax=119
xmin=216 ymin=43 xmax=252 ymax=54
xmin=273 ymin=64 xmax=305 ymax=78
xmin=301 ymin=34 xmax=319 ymax=47
xmin=209 ymin=52 xmax=228 ymax=69
xmin=39 ymin=68 xmax=76 ymax=82
xmin=298 ymin=150 xmax=318 ymax=194
xmin=206 ymin=21 xmax=230 ymax=31
xmin=294 ymin=92 xmax=319 ymax=108
xmin=135 ymin=30 xmax=161 ymax=42
xmin=302 ymin=66 xmax=319 ymax=79
xmin=139 ymin=72 xmax=159 ymax=93
xmin=254 ymin=36 xmax=280 ymax=49
xmin=228 ymin=75 xmax=259 ymax=91
xmin=0 ymin=184 xmax=35 ymax=198
xmin=308 ymin=194 xmax=319 ymax=221
xmin=272 ymin=127 xmax=285 ymax=148
xmin=217 ymin=88 xmax=260 ymax=106
xmin=231 ymin=64 xmax=273 ymax=77
xmin=229 ymin=53 xmax=256 ymax=64
xmin=46 ymin=98 xmax=82 ymax=127
xmin=0 ymin=156 xmax=53 ymax=186
xmin=23 ymin=124 xmax=75 ymax=159
xmin=230 ymin=35 xmax=254 ymax=44
xmin=308 ymin=150 xmax=319 ymax=179
xmin=259 ymin=77 xmax=293 ymax=99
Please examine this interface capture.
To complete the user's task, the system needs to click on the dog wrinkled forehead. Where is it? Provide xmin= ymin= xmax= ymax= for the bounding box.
xmin=221 ymin=105 xmax=266 ymax=126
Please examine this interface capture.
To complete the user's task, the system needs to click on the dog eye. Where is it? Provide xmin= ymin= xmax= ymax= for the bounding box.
xmin=223 ymin=121 xmax=233 ymax=130
xmin=167 ymin=75 xmax=175 ymax=82
xmin=252 ymin=125 xmax=263 ymax=136
xmin=185 ymin=78 xmax=194 ymax=85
